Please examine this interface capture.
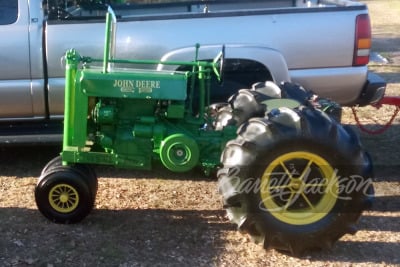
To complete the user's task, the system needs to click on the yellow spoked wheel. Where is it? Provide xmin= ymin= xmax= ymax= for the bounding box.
xmin=35 ymin=166 xmax=94 ymax=224
xmin=260 ymin=151 xmax=338 ymax=225
xmin=218 ymin=107 xmax=374 ymax=256
xmin=49 ymin=183 xmax=80 ymax=213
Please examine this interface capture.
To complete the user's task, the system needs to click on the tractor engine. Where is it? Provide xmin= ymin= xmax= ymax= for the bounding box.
xmin=91 ymin=98 xmax=163 ymax=167
xmin=82 ymin=70 xmax=190 ymax=171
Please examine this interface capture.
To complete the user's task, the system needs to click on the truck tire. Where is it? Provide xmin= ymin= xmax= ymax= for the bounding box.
xmin=218 ymin=106 xmax=373 ymax=256
xmin=41 ymin=156 xmax=98 ymax=201
xmin=35 ymin=166 xmax=95 ymax=224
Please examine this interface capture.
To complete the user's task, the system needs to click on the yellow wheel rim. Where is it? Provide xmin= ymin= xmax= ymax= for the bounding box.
xmin=49 ymin=184 xmax=79 ymax=213
xmin=260 ymin=151 xmax=338 ymax=225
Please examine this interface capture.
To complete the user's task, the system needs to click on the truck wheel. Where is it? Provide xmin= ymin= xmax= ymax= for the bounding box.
xmin=41 ymin=156 xmax=98 ymax=200
xmin=35 ymin=166 xmax=94 ymax=224
xmin=218 ymin=107 xmax=373 ymax=256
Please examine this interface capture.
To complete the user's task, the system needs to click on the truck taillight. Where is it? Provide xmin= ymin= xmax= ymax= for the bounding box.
xmin=353 ymin=14 xmax=371 ymax=66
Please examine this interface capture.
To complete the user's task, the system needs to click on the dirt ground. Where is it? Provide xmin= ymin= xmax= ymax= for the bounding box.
xmin=1 ymin=1 xmax=399 ymax=266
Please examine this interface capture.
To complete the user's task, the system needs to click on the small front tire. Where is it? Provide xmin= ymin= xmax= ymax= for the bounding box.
xmin=41 ymin=156 xmax=98 ymax=201
xmin=35 ymin=166 xmax=94 ymax=224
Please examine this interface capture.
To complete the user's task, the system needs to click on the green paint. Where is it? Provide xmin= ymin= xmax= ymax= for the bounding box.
xmin=61 ymin=7 xmax=232 ymax=174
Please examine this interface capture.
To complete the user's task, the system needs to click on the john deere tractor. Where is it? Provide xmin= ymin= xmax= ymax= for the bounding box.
xmin=35 ymin=7 xmax=374 ymax=256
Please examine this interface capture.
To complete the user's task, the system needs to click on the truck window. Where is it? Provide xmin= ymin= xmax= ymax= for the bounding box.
xmin=0 ymin=0 xmax=18 ymax=25
xmin=45 ymin=0 xmax=249 ymax=20
xmin=47 ymin=0 xmax=205 ymax=20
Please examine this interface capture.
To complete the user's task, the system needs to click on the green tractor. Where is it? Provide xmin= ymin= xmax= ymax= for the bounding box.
xmin=35 ymin=7 xmax=374 ymax=256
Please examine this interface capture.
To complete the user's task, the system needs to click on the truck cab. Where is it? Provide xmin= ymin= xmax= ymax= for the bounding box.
xmin=0 ymin=0 xmax=46 ymax=120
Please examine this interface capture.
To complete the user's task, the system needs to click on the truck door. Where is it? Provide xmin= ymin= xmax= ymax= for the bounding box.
xmin=0 ymin=0 xmax=45 ymax=120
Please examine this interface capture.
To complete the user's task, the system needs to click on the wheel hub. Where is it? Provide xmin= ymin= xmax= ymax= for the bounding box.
xmin=261 ymin=151 xmax=339 ymax=225
xmin=289 ymin=179 xmax=303 ymax=190
xmin=59 ymin=193 xmax=69 ymax=203
xmin=48 ymin=183 xmax=79 ymax=213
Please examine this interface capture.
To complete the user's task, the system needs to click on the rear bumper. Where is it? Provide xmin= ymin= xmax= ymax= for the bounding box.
xmin=356 ymin=72 xmax=387 ymax=107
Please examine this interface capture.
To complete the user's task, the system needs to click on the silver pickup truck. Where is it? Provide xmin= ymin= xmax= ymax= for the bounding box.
xmin=0 ymin=0 xmax=386 ymax=144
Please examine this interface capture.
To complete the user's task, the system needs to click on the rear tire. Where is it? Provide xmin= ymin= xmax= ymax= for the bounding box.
xmin=214 ymin=88 xmax=270 ymax=130
xmin=218 ymin=106 xmax=373 ymax=256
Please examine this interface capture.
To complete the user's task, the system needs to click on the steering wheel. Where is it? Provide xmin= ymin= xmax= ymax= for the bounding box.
xmin=48 ymin=5 xmax=72 ymax=20
xmin=212 ymin=45 xmax=225 ymax=84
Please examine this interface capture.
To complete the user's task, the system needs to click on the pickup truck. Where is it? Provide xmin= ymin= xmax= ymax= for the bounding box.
xmin=0 ymin=0 xmax=386 ymax=144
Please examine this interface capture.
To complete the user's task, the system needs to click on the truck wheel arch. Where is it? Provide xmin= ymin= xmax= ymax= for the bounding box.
xmin=157 ymin=44 xmax=290 ymax=87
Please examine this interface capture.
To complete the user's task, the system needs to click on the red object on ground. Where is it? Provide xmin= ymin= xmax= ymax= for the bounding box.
xmin=352 ymin=96 xmax=400 ymax=135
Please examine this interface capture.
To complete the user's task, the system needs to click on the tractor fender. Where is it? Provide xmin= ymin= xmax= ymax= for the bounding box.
xmin=157 ymin=44 xmax=290 ymax=84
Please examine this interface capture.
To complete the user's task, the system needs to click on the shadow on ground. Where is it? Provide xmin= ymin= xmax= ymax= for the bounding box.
xmin=0 ymin=207 xmax=232 ymax=266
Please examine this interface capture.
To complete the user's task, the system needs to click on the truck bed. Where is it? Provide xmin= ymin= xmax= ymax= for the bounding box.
xmin=44 ymin=0 xmax=368 ymax=117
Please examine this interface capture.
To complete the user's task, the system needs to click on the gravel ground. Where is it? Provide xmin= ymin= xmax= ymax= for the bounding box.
xmin=0 ymin=145 xmax=399 ymax=266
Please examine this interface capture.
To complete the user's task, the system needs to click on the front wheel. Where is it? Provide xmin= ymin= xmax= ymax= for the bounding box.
xmin=35 ymin=166 xmax=94 ymax=224
xmin=218 ymin=107 xmax=374 ymax=256
xmin=41 ymin=156 xmax=98 ymax=201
